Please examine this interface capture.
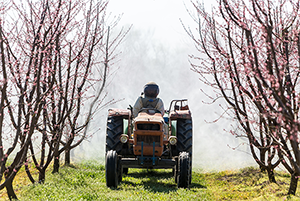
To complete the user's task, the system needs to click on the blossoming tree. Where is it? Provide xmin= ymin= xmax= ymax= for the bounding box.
xmin=187 ymin=0 xmax=300 ymax=195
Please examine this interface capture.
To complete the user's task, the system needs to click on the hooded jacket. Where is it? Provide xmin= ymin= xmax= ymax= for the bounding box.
xmin=133 ymin=95 xmax=164 ymax=118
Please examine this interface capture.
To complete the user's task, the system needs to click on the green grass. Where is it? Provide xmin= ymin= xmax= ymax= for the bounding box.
xmin=1 ymin=162 xmax=300 ymax=200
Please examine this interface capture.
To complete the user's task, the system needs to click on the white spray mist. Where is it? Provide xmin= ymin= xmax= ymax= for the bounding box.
xmin=74 ymin=0 xmax=257 ymax=171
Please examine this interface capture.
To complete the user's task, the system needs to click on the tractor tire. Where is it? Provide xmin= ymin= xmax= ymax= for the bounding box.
xmin=106 ymin=150 xmax=118 ymax=188
xmin=106 ymin=116 xmax=123 ymax=154
xmin=176 ymin=119 xmax=192 ymax=184
xmin=177 ymin=151 xmax=190 ymax=188
xmin=176 ymin=119 xmax=192 ymax=154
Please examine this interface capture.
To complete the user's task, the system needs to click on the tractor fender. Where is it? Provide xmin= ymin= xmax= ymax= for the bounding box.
xmin=169 ymin=110 xmax=192 ymax=120
xmin=108 ymin=108 xmax=131 ymax=118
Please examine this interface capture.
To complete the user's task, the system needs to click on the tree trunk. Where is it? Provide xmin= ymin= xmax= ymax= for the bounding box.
xmin=38 ymin=169 xmax=45 ymax=183
xmin=267 ymin=168 xmax=276 ymax=183
xmin=52 ymin=155 xmax=60 ymax=174
xmin=25 ymin=163 xmax=35 ymax=184
xmin=65 ymin=148 xmax=70 ymax=165
xmin=260 ymin=165 xmax=266 ymax=173
xmin=259 ymin=149 xmax=266 ymax=172
xmin=288 ymin=174 xmax=298 ymax=195
xmin=6 ymin=180 xmax=17 ymax=201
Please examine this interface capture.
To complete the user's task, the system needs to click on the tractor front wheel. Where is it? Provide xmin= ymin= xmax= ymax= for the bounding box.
xmin=106 ymin=150 xmax=118 ymax=188
xmin=177 ymin=151 xmax=190 ymax=188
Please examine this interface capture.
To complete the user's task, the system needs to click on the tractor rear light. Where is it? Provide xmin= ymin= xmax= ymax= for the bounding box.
xmin=120 ymin=134 xmax=129 ymax=143
xmin=169 ymin=136 xmax=177 ymax=145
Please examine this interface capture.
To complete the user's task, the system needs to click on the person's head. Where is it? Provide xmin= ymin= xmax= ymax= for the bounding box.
xmin=143 ymin=82 xmax=159 ymax=98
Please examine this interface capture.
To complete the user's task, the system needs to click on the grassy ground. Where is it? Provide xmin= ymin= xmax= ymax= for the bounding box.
xmin=1 ymin=161 xmax=300 ymax=200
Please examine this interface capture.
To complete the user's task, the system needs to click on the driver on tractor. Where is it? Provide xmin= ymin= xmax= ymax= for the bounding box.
xmin=133 ymin=82 xmax=164 ymax=118
xmin=133 ymin=82 xmax=168 ymax=140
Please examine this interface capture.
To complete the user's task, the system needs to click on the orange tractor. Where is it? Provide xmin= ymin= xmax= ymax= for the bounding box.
xmin=105 ymin=99 xmax=192 ymax=188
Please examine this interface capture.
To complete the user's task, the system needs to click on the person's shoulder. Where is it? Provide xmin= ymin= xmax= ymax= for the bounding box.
xmin=157 ymin=97 xmax=164 ymax=104
xmin=134 ymin=96 xmax=142 ymax=103
xmin=137 ymin=96 xmax=143 ymax=102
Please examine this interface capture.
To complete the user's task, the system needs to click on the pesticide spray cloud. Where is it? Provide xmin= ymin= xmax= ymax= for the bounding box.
xmin=74 ymin=0 xmax=256 ymax=171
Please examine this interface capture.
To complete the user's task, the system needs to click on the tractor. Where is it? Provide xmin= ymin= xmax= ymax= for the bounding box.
xmin=105 ymin=99 xmax=192 ymax=188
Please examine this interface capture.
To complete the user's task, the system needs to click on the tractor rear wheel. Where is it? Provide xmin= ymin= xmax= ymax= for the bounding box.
xmin=106 ymin=150 xmax=118 ymax=188
xmin=106 ymin=116 xmax=123 ymax=154
xmin=176 ymin=119 xmax=192 ymax=184
xmin=176 ymin=119 xmax=192 ymax=154
xmin=177 ymin=151 xmax=190 ymax=188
